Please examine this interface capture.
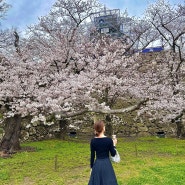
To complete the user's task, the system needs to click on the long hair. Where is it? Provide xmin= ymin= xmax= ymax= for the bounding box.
xmin=94 ymin=120 xmax=105 ymax=137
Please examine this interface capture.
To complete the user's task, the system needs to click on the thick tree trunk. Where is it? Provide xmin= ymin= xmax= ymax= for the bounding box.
xmin=0 ymin=115 xmax=22 ymax=153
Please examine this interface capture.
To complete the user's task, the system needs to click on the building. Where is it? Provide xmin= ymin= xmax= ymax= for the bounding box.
xmin=90 ymin=7 xmax=122 ymax=37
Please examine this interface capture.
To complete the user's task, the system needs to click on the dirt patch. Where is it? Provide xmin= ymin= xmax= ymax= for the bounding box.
xmin=0 ymin=146 xmax=37 ymax=158
xmin=0 ymin=151 xmax=12 ymax=158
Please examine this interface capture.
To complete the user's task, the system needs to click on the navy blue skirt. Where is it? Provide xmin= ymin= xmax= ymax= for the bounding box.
xmin=88 ymin=158 xmax=118 ymax=185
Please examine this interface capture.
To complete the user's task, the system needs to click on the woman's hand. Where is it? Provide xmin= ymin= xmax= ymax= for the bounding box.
xmin=113 ymin=138 xmax=117 ymax=146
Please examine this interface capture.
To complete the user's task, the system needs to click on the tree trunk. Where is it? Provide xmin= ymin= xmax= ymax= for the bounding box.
xmin=172 ymin=111 xmax=185 ymax=138
xmin=59 ymin=119 xmax=68 ymax=140
xmin=105 ymin=115 xmax=113 ymax=137
xmin=176 ymin=120 xmax=185 ymax=138
xmin=0 ymin=115 xmax=22 ymax=153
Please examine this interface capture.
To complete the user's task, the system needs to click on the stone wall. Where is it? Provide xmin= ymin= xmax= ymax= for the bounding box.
xmin=0 ymin=114 xmax=181 ymax=142
xmin=20 ymin=118 xmax=61 ymax=141
xmin=97 ymin=115 xmax=178 ymax=138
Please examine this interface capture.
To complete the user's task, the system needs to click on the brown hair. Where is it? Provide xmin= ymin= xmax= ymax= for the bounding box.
xmin=94 ymin=120 xmax=105 ymax=136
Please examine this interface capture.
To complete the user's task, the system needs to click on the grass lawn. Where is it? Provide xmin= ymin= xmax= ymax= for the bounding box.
xmin=0 ymin=136 xmax=185 ymax=185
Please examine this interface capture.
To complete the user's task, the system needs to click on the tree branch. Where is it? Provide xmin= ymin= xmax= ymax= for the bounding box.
xmin=57 ymin=98 xmax=149 ymax=118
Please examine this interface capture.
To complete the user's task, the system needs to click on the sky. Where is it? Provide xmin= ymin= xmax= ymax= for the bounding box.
xmin=1 ymin=0 xmax=184 ymax=31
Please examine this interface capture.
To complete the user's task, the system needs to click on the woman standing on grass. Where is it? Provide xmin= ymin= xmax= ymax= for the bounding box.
xmin=88 ymin=120 xmax=118 ymax=185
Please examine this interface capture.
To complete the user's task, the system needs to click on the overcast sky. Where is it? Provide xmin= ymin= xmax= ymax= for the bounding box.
xmin=1 ymin=0 xmax=184 ymax=31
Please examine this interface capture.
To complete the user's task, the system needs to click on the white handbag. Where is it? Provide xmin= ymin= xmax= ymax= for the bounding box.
xmin=111 ymin=149 xmax=120 ymax=163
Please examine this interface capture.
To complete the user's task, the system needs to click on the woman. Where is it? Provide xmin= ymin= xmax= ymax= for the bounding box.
xmin=88 ymin=120 xmax=118 ymax=185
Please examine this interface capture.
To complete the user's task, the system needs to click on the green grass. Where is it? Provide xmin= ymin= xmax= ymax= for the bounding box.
xmin=0 ymin=137 xmax=185 ymax=185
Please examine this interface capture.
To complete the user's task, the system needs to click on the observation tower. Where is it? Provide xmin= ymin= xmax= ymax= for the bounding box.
xmin=90 ymin=7 xmax=122 ymax=37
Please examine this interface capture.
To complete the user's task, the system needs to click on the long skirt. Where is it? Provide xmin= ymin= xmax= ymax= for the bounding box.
xmin=88 ymin=158 xmax=118 ymax=185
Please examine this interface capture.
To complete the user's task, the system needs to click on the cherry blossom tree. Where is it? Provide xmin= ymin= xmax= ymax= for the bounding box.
xmin=142 ymin=0 xmax=185 ymax=136
xmin=1 ymin=32 xmax=184 ymax=153
xmin=1 ymin=0 xmax=185 ymax=154
xmin=0 ymin=32 xmax=148 ymax=153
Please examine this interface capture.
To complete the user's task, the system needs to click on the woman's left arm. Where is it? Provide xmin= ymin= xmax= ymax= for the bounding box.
xmin=110 ymin=139 xmax=117 ymax=157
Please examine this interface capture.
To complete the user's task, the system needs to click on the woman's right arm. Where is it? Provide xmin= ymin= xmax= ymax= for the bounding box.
xmin=90 ymin=140 xmax=95 ymax=168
